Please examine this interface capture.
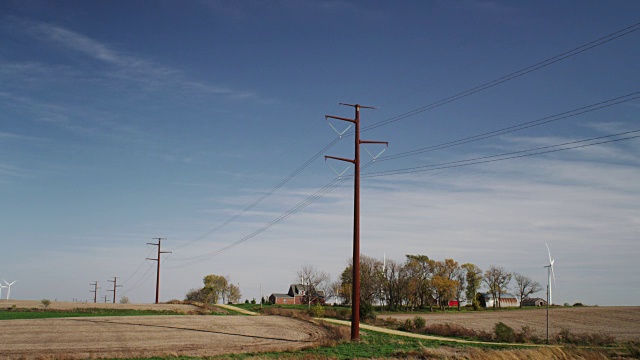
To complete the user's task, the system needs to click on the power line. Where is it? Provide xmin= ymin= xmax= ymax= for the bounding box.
xmin=142 ymin=22 xmax=640 ymax=274
xmin=171 ymin=137 xmax=343 ymax=255
xmin=376 ymin=91 xmax=640 ymax=162
xmin=359 ymin=22 xmax=640 ymax=133
xmin=361 ymin=130 xmax=640 ymax=179
xmin=166 ymin=21 xmax=639 ymax=259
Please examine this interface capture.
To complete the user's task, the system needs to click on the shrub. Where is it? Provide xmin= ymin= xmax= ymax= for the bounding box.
xmin=515 ymin=325 xmax=543 ymax=344
xmin=412 ymin=316 xmax=426 ymax=330
xmin=625 ymin=341 xmax=640 ymax=358
xmin=494 ymin=322 xmax=516 ymax=343
xmin=422 ymin=323 xmax=493 ymax=341
xmin=41 ymin=299 xmax=51 ymax=309
xmin=399 ymin=318 xmax=414 ymax=332
xmin=564 ymin=303 xmax=570 ymax=307
xmin=359 ymin=302 xmax=377 ymax=321
xmin=555 ymin=328 xmax=616 ymax=346
xmin=250 ymin=298 xmax=256 ymax=304
xmin=309 ymin=304 xmax=325 ymax=318
xmin=119 ymin=296 xmax=130 ymax=304
xmin=573 ymin=302 xmax=584 ymax=307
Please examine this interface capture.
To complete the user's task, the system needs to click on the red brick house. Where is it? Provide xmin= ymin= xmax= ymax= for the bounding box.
xmin=269 ymin=284 xmax=325 ymax=305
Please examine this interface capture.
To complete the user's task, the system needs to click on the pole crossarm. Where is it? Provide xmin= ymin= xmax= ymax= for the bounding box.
xmin=325 ymin=155 xmax=355 ymax=164
xmin=360 ymin=140 xmax=389 ymax=146
xmin=325 ymin=115 xmax=356 ymax=124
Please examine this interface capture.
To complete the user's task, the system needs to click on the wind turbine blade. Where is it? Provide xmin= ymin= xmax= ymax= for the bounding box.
xmin=551 ymin=264 xmax=556 ymax=285
xmin=545 ymin=243 xmax=553 ymax=264
xmin=2 ymin=279 xmax=7 ymax=285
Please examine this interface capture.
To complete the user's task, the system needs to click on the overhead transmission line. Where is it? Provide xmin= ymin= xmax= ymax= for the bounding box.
xmin=361 ymin=130 xmax=640 ymax=179
xmin=359 ymin=21 xmax=640 ymax=133
xmin=377 ymin=91 xmax=640 ymax=162
xmin=165 ymin=102 xmax=638 ymax=268
xmin=167 ymin=21 xmax=640 ymax=257
xmin=165 ymin=129 xmax=639 ymax=268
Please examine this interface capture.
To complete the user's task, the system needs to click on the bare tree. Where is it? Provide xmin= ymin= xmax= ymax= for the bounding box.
xmin=483 ymin=265 xmax=512 ymax=308
xmin=513 ymin=272 xmax=542 ymax=307
xmin=296 ymin=264 xmax=330 ymax=308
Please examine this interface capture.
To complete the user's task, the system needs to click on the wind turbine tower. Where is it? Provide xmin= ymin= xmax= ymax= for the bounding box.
xmin=544 ymin=243 xmax=556 ymax=305
xmin=3 ymin=280 xmax=17 ymax=300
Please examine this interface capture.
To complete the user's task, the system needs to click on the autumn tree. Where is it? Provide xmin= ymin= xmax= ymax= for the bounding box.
xmin=403 ymin=254 xmax=434 ymax=310
xmin=513 ymin=272 xmax=542 ymax=307
xmin=226 ymin=283 xmax=242 ymax=304
xmin=185 ymin=274 xmax=240 ymax=304
xmin=432 ymin=259 xmax=461 ymax=309
xmin=483 ymin=265 xmax=512 ymax=308
xmin=462 ymin=263 xmax=483 ymax=310
xmin=340 ymin=255 xmax=384 ymax=307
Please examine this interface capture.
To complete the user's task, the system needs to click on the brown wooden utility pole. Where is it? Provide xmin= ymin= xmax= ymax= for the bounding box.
xmin=90 ymin=281 xmax=99 ymax=303
xmin=107 ymin=276 xmax=122 ymax=304
xmin=147 ymin=238 xmax=172 ymax=304
xmin=325 ymin=103 xmax=387 ymax=341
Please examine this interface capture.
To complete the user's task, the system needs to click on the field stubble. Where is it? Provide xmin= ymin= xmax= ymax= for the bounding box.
xmin=380 ymin=306 xmax=640 ymax=341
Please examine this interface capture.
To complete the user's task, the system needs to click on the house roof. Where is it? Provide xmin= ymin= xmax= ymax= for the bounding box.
xmin=270 ymin=293 xmax=293 ymax=298
xmin=480 ymin=292 xmax=518 ymax=300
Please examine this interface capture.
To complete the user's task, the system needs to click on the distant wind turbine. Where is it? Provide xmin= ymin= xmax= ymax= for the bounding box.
xmin=0 ymin=283 xmax=6 ymax=300
xmin=3 ymin=280 xmax=16 ymax=300
xmin=544 ymin=244 xmax=556 ymax=305
xmin=544 ymin=243 xmax=557 ymax=344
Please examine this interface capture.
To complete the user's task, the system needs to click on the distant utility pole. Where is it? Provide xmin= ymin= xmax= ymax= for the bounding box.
xmin=325 ymin=103 xmax=387 ymax=341
xmin=147 ymin=238 xmax=172 ymax=304
xmin=90 ymin=281 xmax=100 ymax=304
xmin=108 ymin=277 xmax=122 ymax=304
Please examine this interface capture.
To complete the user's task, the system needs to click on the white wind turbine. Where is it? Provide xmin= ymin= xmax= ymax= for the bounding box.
xmin=544 ymin=243 xmax=556 ymax=305
xmin=0 ymin=283 xmax=6 ymax=300
xmin=3 ymin=280 xmax=17 ymax=300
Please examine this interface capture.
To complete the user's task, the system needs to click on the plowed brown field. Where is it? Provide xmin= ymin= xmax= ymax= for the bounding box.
xmin=2 ymin=299 xmax=200 ymax=312
xmin=380 ymin=306 xmax=640 ymax=341
xmin=1 ymin=315 xmax=330 ymax=359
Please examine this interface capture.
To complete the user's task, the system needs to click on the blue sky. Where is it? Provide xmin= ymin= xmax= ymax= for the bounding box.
xmin=1 ymin=1 xmax=639 ymax=306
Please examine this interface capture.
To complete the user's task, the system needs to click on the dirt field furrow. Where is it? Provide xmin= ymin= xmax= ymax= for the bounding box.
xmin=0 ymin=315 xmax=330 ymax=359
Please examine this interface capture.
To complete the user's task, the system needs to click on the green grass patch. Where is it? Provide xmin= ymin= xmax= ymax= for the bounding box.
xmin=112 ymin=330 xmax=513 ymax=360
xmin=0 ymin=308 xmax=184 ymax=320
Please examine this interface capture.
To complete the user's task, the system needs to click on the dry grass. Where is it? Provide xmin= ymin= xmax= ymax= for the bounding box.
xmin=391 ymin=346 xmax=615 ymax=360
xmin=381 ymin=306 xmax=640 ymax=342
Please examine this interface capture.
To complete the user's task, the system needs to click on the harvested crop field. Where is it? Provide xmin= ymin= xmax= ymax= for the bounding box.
xmin=1 ymin=315 xmax=331 ymax=359
xmin=2 ymin=299 xmax=200 ymax=313
xmin=380 ymin=306 xmax=640 ymax=341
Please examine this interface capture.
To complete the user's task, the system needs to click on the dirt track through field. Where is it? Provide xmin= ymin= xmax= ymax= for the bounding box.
xmin=380 ymin=306 xmax=640 ymax=341
xmin=0 ymin=315 xmax=330 ymax=359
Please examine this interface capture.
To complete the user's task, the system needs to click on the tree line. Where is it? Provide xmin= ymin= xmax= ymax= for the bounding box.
xmin=185 ymin=274 xmax=242 ymax=304
xmin=319 ymin=254 xmax=542 ymax=310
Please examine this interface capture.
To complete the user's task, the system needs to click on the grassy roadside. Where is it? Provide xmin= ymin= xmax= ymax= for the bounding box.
xmin=114 ymin=330 xmax=630 ymax=360
xmin=0 ymin=308 xmax=185 ymax=320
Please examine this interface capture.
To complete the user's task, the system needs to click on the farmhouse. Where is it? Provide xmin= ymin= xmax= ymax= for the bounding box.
xmin=269 ymin=284 xmax=325 ymax=305
xmin=477 ymin=292 xmax=520 ymax=308
xmin=522 ymin=297 xmax=548 ymax=307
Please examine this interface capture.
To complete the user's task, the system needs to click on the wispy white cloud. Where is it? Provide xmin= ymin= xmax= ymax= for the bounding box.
xmin=2 ymin=16 xmax=259 ymax=101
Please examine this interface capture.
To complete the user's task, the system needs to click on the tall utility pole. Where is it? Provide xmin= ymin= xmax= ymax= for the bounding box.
xmin=147 ymin=238 xmax=172 ymax=304
xmin=90 ymin=281 xmax=99 ymax=303
xmin=325 ymin=103 xmax=387 ymax=341
xmin=108 ymin=277 xmax=122 ymax=304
